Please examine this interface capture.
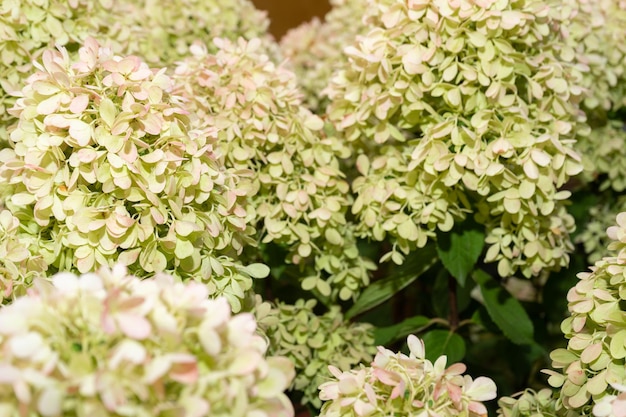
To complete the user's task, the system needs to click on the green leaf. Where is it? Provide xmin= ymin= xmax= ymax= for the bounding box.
xmin=422 ymin=330 xmax=466 ymax=363
xmin=473 ymin=269 xmax=534 ymax=345
xmin=346 ymin=243 xmax=438 ymax=319
xmin=436 ymin=217 xmax=485 ymax=287
xmin=374 ymin=315 xmax=431 ymax=345
xmin=432 ymin=269 xmax=472 ymax=319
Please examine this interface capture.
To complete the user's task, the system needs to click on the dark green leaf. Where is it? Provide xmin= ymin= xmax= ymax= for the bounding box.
xmin=473 ymin=269 xmax=535 ymax=345
xmin=422 ymin=330 xmax=466 ymax=363
xmin=374 ymin=315 xmax=431 ymax=345
xmin=346 ymin=243 xmax=438 ymax=319
xmin=436 ymin=217 xmax=485 ymax=287
xmin=432 ymin=269 xmax=472 ymax=319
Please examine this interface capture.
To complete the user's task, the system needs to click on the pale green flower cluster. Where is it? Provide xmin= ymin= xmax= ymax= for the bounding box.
xmin=497 ymin=388 xmax=576 ymax=417
xmin=280 ymin=0 xmax=370 ymax=110
xmin=0 ymin=265 xmax=296 ymax=417
xmin=122 ymin=0 xmax=276 ymax=66
xmin=318 ymin=335 xmax=497 ymax=417
xmin=0 ymin=38 xmax=261 ymax=311
xmin=0 ymin=210 xmax=47 ymax=302
xmin=325 ymin=0 xmax=586 ymax=278
xmin=255 ymin=298 xmax=376 ymax=408
xmin=550 ymin=0 xmax=626 ymax=113
xmin=172 ymin=38 xmax=375 ymax=300
xmin=576 ymin=196 xmax=626 ymax=264
xmin=546 ymin=212 xmax=626 ymax=414
xmin=577 ymin=121 xmax=626 ymax=193
xmin=0 ymin=0 xmax=131 ymax=143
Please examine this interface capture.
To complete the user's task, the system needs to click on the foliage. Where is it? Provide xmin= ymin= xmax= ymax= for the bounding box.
xmin=0 ymin=266 xmax=295 ymax=417
xmin=318 ymin=335 xmax=497 ymax=416
xmin=0 ymin=38 xmax=259 ymax=310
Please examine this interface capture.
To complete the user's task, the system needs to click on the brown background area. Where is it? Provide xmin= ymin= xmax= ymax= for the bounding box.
xmin=252 ymin=0 xmax=332 ymax=39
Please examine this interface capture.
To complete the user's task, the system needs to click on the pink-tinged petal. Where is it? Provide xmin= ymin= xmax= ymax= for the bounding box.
xmin=446 ymin=381 xmax=463 ymax=404
xmin=168 ymin=354 xmax=199 ymax=384
xmin=69 ymin=95 xmax=89 ymax=114
xmin=372 ymin=368 xmax=400 ymax=386
xmin=328 ymin=365 xmax=343 ymax=379
xmin=69 ymin=119 xmax=92 ymax=146
xmin=389 ymin=378 xmax=406 ymax=399
xmin=141 ymin=112 xmax=162 ymax=135
xmin=116 ymin=313 xmax=152 ymax=340
xmin=614 ymin=396 xmax=626 ymax=417
xmin=44 ymin=114 xmax=71 ymax=129
xmin=446 ymin=362 xmax=467 ymax=376
xmin=468 ymin=401 xmax=487 ymax=416
xmin=36 ymin=94 xmax=62 ymax=115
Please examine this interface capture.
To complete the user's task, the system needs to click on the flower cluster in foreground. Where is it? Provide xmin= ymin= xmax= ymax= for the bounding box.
xmin=318 ymin=334 xmax=497 ymax=416
xmin=256 ymin=298 xmax=376 ymax=408
xmin=173 ymin=38 xmax=375 ymax=300
xmin=546 ymin=212 xmax=626 ymax=414
xmin=0 ymin=38 xmax=260 ymax=310
xmin=0 ymin=266 xmax=295 ymax=417
xmin=325 ymin=0 xmax=586 ymax=277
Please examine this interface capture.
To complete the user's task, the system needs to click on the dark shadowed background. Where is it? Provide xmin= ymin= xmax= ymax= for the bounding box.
xmin=252 ymin=0 xmax=332 ymax=38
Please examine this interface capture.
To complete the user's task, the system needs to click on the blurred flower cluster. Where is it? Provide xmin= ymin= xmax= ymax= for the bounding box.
xmin=550 ymin=0 xmax=626 ymax=114
xmin=122 ymin=0 xmax=277 ymax=66
xmin=255 ymin=298 xmax=376 ymax=408
xmin=280 ymin=0 xmax=370 ymax=111
xmin=173 ymin=38 xmax=375 ymax=300
xmin=318 ymin=334 xmax=497 ymax=416
xmin=0 ymin=38 xmax=261 ymax=310
xmin=546 ymin=212 xmax=626 ymax=414
xmin=0 ymin=266 xmax=295 ymax=417
xmin=576 ymin=196 xmax=626 ymax=264
xmin=325 ymin=0 xmax=586 ymax=277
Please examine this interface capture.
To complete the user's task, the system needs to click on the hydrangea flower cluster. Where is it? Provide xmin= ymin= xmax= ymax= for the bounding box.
xmin=318 ymin=334 xmax=497 ymax=416
xmin=280 ymin=0 xmax=370 ymax=110
xmin=173 ymin=38 xmax=375 ymax=300
xmin=0 ymin=265 xmax=295 ymax=417
xmin=0 ymin=210 xmax=47 ymax=302
xmin=325 ymin=0 xmax=586 ymax=277
xmin=255 ymin=298 xmax=376 ymax=408
xmin=0 ymin=38 xmax=260 ymax=311
xmin=546 ymin=212 xmax=626 ymax=413
xmin=576 ymin=121 xmax=626 ymax=193
xmin=122 ymin=0 xmax=276 ymax=66
xmin=0 ymin=0 xmax=130 ymax=143
xmin=497 ymin=388 xmax=572 ymax=417
xmin=576 ymin=196 xmax=626 ymax=264
xmin=550 ymin=0 xmax=626 ymax=113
